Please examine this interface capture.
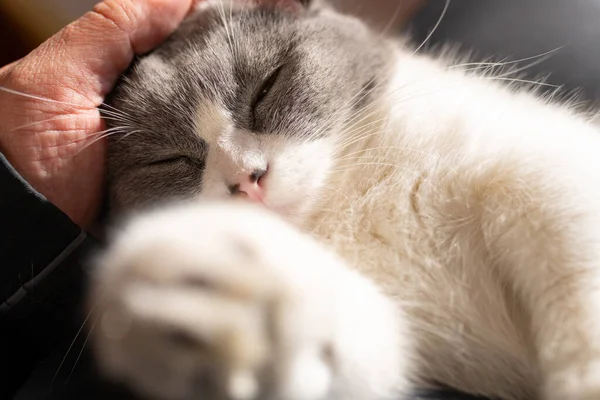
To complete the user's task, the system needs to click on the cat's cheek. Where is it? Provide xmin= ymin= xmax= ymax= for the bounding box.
xmin=196 ymin=148 xmax=240 ymax=200
xmin=198 ymin=168 xmax=230 ymax=200
xmin=262 ymin=137 xmax=335 ymax=218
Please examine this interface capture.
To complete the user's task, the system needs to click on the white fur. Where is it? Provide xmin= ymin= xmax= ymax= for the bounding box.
xmin=195 ymin=99 xmax=336 ymax=222
xmin=92 ymin=203 xmax=406 ymax=400
xmin=91 ymin=30 xmax=600 ymax=400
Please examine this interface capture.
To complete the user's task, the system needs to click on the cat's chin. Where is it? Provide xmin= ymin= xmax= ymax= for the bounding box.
xmin=194 ymin=190 xmax=316 ymax=226
xmin=232 ymin=197 xmax=311 ymax=226
xmin=266 ymin=199 xmax=318 ymax=227
xmin=243 ymin=200 xmax=300 ymax=224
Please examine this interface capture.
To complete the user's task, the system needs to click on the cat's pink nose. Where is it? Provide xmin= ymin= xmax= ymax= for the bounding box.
xmin=229 ymin=168 xmax=267 ymax=203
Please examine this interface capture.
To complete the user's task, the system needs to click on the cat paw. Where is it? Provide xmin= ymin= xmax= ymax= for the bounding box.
xmin=89 ymin=202 xmax=344 ymax=400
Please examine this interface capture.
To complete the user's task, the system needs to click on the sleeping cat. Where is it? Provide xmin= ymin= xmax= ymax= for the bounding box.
xmin=90 ymin=1 xmax=600 ymax=399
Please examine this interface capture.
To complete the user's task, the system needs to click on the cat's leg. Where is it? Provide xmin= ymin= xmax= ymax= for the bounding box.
xmin=472 ymin=164 xmax=600 ymax=400
xmin=89 ymin=202 xmax=409 ymax=400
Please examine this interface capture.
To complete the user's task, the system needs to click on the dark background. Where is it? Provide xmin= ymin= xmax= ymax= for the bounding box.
xmin=0 ymin=13 xmax=31 ymax=67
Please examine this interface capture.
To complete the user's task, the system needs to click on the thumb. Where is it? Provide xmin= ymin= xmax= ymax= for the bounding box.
xmin=10 ymin=0 xmax=195 ymax=107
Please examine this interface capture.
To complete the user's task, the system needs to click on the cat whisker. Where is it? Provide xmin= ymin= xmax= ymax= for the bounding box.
xmin=339 ymin=0 xmax=451 ymax=116
xmin=85 ymin=126 xmax=131 ymax=139
xmin=100 ymin=116 xmax=139 ymax=129
xmin=340 ymin=111 xmax=389 ymax=141
xmin=343 ymin=73 xmax=467 ymax=134
xmin=334 ymin=130 xmax=381 ymax=154
xmin=375 ymin=0 xmax=406 ymax=40
xmin=335 ymin=123 xmax=391 ymax=151
xmin=344 ymin=65 xmax=403 ymax=126
xmin=336 ymin=129 xmax=383 ymax=153
xmin=344 ymin=76 xmax=462 ymax=132
xmin=64 ymin=315 xmax=100 ymax=386
xmin=342 ymin=53 xmax=448 ymax=131
xmin=343 ymin=42 xmax=561 ymax=136
xmin=343 ymin=98 xmax=408 ymax=135
xmin=485 ymin=49 xmax=564 ymax=80
xmin=9 ymin=114 xmax=76 ymax=132
xmin=335 ymin=146 xmax=436 ymax=162
xmin=50 ymin=300 xmax=100 ymax=391
xmin=0 ymin=86 xmax=140 ymax=134
xmin=338 ymin=115 xmax=385 ymax=149
xmin=331 ymin=161 xmax=425 ymax=177
xmin=99 ymin=107 xmax=136 ymax=120
xmin=411 ymin=0 xmax=450 ymax=56
xmin=480 ymin=76 xmax=559 ymax=89
xmin=373 ymin=77 xmax=559 ymax=118
xmin=99 ymin=115 xmax=137 ymax=125
xmin=0 ymin=85 xmax=92 ymax=109
xmin=447 ymin=46 xmax=565 ymax=71
xmin=98 ymin=101 xmax=127 ymax=113
xmin=458 ymin=56 xmax=557 ymax=89
xmin=340 ymin=115 xmax=388 ymax=138
xmin=38 ymin=126 xmax=130 ymax=151
xmin=334 ymin=118 xmax=399 ymax=151
xmin=333 ymin=145 xmax=462 ymax=177
xmin=338 ymin=56 xmax=403 ymax=126
xmin=388 ymin=69 xmax=556 ymax=117
xmin=116 ymin=129 xmax=147 ymax=142
xmin=320 ymin=184 xmax=352 ymax=204
xmin=335 ymin=73 xmax=559 ymax=162
xmin=70 ymin=127 xmax=132 ymax=157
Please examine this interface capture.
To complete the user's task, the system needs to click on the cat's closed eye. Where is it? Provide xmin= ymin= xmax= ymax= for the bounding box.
xmin=147 ymin=156 xmax=192 ymax=167
xmin=146 ymin=156 xmax=205 ymax=170
xmin=251 ymin=66 xmax=283 ymax=129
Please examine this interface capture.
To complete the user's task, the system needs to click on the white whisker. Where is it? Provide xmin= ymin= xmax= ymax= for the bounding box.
xmin=448 ymin=46 xmax=565 ymax=71
xmin=50 ymin=301 xmax=99 ymax=391
xmin=0 ymin=86 xmax=87 ymax=109
xmin=411 ymin=0 xmax=450 ymax=56
xmin=65 ymin=316 xmax=100 ymax=386
xmin=10 ymin=114 xmax=74 ymax=132
xmin=71 ymin=127 xmax=133 ymax=156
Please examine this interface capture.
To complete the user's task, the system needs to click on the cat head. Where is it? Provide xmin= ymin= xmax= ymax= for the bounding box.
xmin=105 ymin=0 xmax=395 ymax=222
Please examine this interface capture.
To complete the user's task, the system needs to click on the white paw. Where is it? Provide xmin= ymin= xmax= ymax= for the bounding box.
xmin=89 ymin=202 xmax=356 ymax=400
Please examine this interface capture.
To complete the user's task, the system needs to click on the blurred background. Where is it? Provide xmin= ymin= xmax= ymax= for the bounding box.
xmin=0 ymin=0 xmax=97 ymax=65
xmin=2 ymin=0 xmax=600 ymax=103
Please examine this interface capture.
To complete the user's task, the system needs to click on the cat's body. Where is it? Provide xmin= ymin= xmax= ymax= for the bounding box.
xmin=91 ymin=1 xmax=600 ymax=400
xmin=308 ymin=50 xmax=600 ymax=399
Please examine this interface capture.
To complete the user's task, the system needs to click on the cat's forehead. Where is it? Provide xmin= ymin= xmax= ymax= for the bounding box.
xmin=154 ymin=6 xmax=362 ymax=71
xmin=109 ymin=5 xmax=386 ymax=140
xmin=130 ymin=9 xmax=339 ymax=104
xmin=173 ymin=8 xmax=300 ymax=62
xmin=133 ymin=9 xmax=300 ymax=98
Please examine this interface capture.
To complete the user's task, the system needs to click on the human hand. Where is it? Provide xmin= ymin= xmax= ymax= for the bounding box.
xmin=0 ymin=0 xmax=198 ymax=229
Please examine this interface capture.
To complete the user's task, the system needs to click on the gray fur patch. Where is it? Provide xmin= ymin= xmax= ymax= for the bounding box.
xmin=104 ymin=2 xmax=395 ymax=215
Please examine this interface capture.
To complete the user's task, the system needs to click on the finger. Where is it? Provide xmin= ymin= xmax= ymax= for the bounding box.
xmin=11 ymin=0 xmax=196 ymax=107
xmin=93 ymin=0 xmax=193 ymax=53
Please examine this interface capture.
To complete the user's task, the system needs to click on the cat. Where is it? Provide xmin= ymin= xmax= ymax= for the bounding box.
xmin=89 ymin=0 xmax=600 ymax=399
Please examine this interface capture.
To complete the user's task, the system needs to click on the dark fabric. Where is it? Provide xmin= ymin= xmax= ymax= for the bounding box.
xmin=12 ymin=344 xmax=138 ymax=400
xmin=413 ymin=390 xmax=497 ymax=400
xmin=0 ymin=153 xmax=96 ymax=399
xmin=407 ymin=0 xmax=600 ymax=104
